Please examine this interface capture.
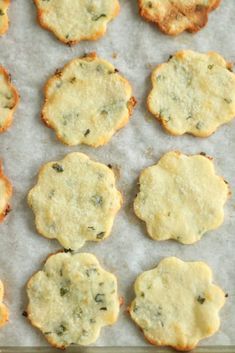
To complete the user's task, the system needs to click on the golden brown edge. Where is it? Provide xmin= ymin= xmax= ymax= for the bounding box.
xmin=25 ymin=250 xmax=123 ymax=349
xmin=41 ymin=52 xmax=137 ymax=147
xmin=0 ymin=280 xmax=9 ymax=328
xmin=138 ymin=0 xmax=221 ymax=36
xmin=33 ymin=0 xmax=120 ymax=46
xmin=0 ymin=160 xmax=13 ymax=223
xmin=0 ymin=0 xmax=10 ymax=36
xmin=0 ymin=65 xmax=20 ymax=133
xmin=146 ymin=50 xmax=234 ymax=137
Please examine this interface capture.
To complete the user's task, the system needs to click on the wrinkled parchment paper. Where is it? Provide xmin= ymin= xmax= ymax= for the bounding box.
xmin=0 ymin=0 xmax=234 ymax=347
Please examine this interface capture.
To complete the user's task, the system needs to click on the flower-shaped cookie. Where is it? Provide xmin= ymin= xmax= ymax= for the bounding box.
xmin=26 ymin=252 xmax=120 ymax=348
xmin=134 ymin=151 xmax=230 ymax=244
xmin=0 ymin=161 xmax=12 ymax=223
xmin=0 ymin=280 xmax=9 ymax=327
xmin=0 ymin=66 xmax=19 ymax=132
xmin=42 ymin=53 xmax=136 ymax=147
xmin=34 ymin=0 xmax=120 ymax=45
xmin=129 ymin=257 xmax=226 ymax=351
xmin=138 ymin=0 xmax=221 ymax=35
xmin=147 ymin=50 xmax=235 ymax=137
xmin=28 ymin=152 xmax=122 ymax=250
xmin=0 ymin=0 xmax=10 ymax=36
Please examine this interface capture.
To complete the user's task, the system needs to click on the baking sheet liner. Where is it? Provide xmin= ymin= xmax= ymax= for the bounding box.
xmin=0 ymin=0 xmax=234 ymax=347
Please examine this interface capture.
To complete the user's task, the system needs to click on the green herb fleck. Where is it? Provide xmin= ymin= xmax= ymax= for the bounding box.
xmin=196 ymin=122 xmax=203 ymax=130
xmin=197 ymin=295 xmax=206 ymax=304
xmin=224 ymin=98 xmax=232 ymax=104
xmin=84 ymin=129 xmax=90 ymax=137
xmin=90 ymin=318 xmax=96 ymax=323
xmin=208 ymin=64 xmax=214 ymax=70
xmin=60 ymin=287 xmax=69 ymax=296
xmin=92 ymin=14 xmax=107 ymax=21
xmin=88 ymin=226 xmax=95 ymax=230
xmin=97 ymin=232 xmax=105 ymax=239
xmin=100 ymin=307 xmax=107 ymax=311
xmin=52 ymin=163 xmax=64 ymax=173
xmin=186 ymin=115 xmax=192 ymax=120
xmin=44 ymin=332 xmax=52 ymax=335
xmin=95 ymin=294 xmax=105 ymax=303
xmin=0 ymin=9 xmax=4 ymax=16
xmin=56 ymin=324 xmax=67 ymax=336
xmin=91 ymin=195 xmax=103 ymax=206
xmin=70 ymin=77 xmax=76 ymax=83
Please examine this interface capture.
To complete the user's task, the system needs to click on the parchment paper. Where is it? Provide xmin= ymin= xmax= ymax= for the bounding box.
xmin=0 ymin=0 xmax=234 ymax=347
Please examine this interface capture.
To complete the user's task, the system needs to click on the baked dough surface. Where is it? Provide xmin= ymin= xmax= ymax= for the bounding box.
xmin=129 ymin=257 xmax=226 ymax=351
xmin=134 ymin=151 xmax=230 ymax=244
xmin=42 ymin=53 xmax=136 ymax=147
xmin=28 ymin=152 xmax=122 ymax=250
xmin=147 ymin=50 xmax=235 ymax=137
xmin=27 ymin=252 xmax=120 ymax=348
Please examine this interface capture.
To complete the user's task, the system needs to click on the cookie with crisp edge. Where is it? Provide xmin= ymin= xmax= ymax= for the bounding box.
xmin=129 ymin=257 xmax=226 ymax=351
xmin=138 ymin=0 xmax=221 ymax=35
xmin=26 ymin=251 xmax=120 ymax=348
xmin=27 ymin=152 xmax=122 ymax=250
xmin=0 ymin=65 xmax=19 ymax=132
xmin=147 ymin=50 xmax=235 ymax=137
xmin=34 ymin=0 xmax=120 ymax=45
xmin=0 ymin=160 xmax=12 ymax=223
xmin=0 ymin=280 xmax=9 ymax=328
xmin=134 ymin=151 xmax=230 ymax=244
xmin=0 ymin=0 xmax=10 ymax=36
xmin=41 ymin=53 xmax=136 ymax=147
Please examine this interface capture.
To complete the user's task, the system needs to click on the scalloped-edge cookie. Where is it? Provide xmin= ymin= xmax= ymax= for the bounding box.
xmin=147 ymin=50 xmax=235 ymax=137
xmin=34 ymin=0 xmax=120 ymax=45
xmin=0 ymin=65 xmax=19 ymax=132
xmin=129 ymin=257 xmax=226 ymax=351
xmin=42 ymin=53 xmax=136 ymax=147
xmin=28 ymin=152 xmax=122 ymax=250
xmin=26 ymin=252 xmax=120 ymax=348
xmin=138 ymin=0 xmax=221 ymax=35
xmin=0 ymin=280 xmax=9 ymax=328
xmin=0 ymin=0 xmax=10 ymax=36
xmin=0 ymin=160 xmax=12 ymax=223
xmin=134 ymin=151 xmax=230 ymax=244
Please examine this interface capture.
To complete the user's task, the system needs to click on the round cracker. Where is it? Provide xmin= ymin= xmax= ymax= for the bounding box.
xmin=147 ymin=50 xmax=235 ymax=137
xmin=138 ymin=0 xmax=221 ymax=35
xmin=42 ymin=53 xmax=136 ymax=147
xmin=28 ymin=152 xmax=122 ymax=250
xmin=134 ymin=151 xmax=230 ymax=244
xmin=34 ymin=0 xmax=120 ymax=45
xmin=129 ymin=257 xmax=226 ymax=351
xmin=26 ymin=252 xmax=120 ymax=348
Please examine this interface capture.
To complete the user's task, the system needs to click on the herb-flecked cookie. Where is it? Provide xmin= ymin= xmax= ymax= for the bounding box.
xmin=28 ymin=152 xmax=122 ymax=250
xmin=0 ymin=66 xmax=19 ymax=132
xmin=34 ymin=0 xmax=120 ymax=45
xmin=42 ymin=53 xmax=136 ymax=147
xmin=26 ymin=252 xmax=120 ymax=348
xmin=0 ymin=0 xmax=10 ymax=36
xmin=147 ymin=50 xmax=235 ymax=137
xmin=129 ymin=257 xmax=226 ymax=351
xmin=138 ymin=0 xmax=221 ymax=35
xmin=134 ymin=151 xmax=230 ymax=244
xmin=0 ymin=280 xmax=8 ymax=327
xmin=0 ymin=161 xmax=12 ymax=223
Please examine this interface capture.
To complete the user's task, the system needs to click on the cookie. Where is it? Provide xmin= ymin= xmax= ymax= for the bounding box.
xmin=26 ymin=252 xmax=120 ymax=348
xmin=138 ymin=0 xmax=221 ymax=35
xmin=28 ymin=152 xmax=122 ymax=250
xmin=0 ymin=280 xmax=9 ymax=328
xmin=0 ymin=0 xmax=10 ymax=36
xmin=34 ymin=0 xmax=120 ymax=45
xmin=129 ymin=257 xmax=226 ymax=351
xmin=147 ymin=50 xmax=235 ymax=137
xmin=0 ymin=66 xmax=19 ymax=132
xmin=134 ymin=151 xmax=230 ymax=244
xmin=0 ymin=161 xmax=12 ymax=223
xmin=42 ymin=53 xmax=136 ymax=147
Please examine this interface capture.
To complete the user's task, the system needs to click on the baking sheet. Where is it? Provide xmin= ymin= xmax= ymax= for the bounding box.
xmin=0 ymin=0 xmax=235 ymax=348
